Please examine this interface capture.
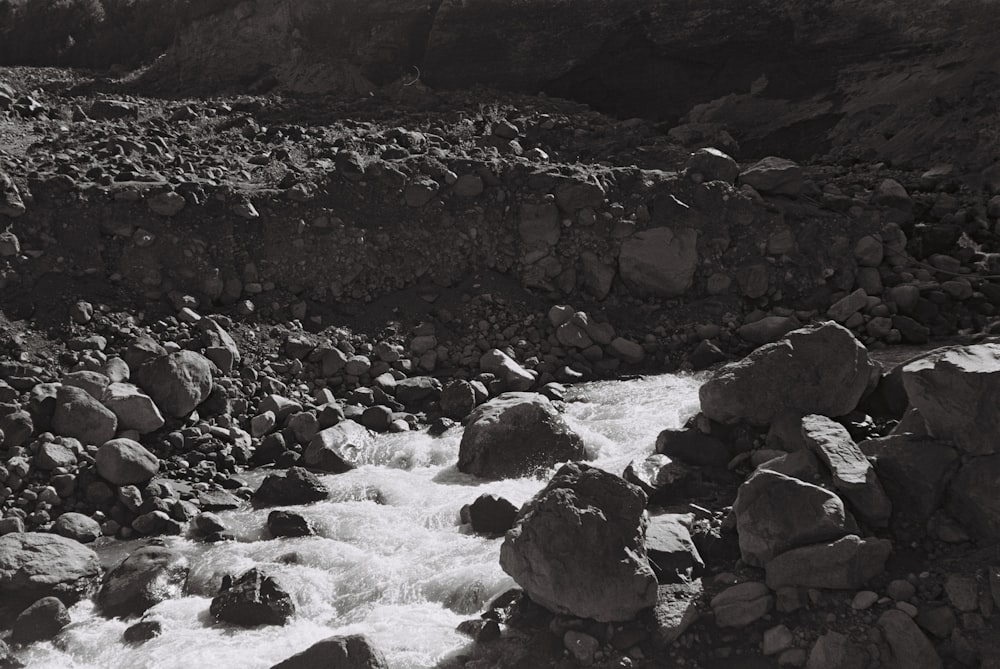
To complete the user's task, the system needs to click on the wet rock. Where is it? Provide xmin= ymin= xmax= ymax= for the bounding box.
xmin=458 ymin=392 xmax=585 ymax=479
xmin=739 ymin=156 xmax=803 ymax=195
xmin=0 ymin=640 xmax=19 ymax=669
xmin=267 ymin=510 xmax=314 ymax=538
xmin=135 ymin=351 xmax=213 ymax=418
xmin=878 ymin=609 xmax=942 ymax=669
xmin=479 ymin=349 xmax=535 ymax=391
xmin=946 ymin=454 xmax=1000 ymax=542
xmin=619 ymin=227 xmax=699 ymax=297
xmin=806 ymin=630 xmax=869 ymax=669
xmin=645 ymin=514 xmax=704 ymax=583
xmin=733 ymin=469 xmax=851 ymax=567
xmin=859 ymin=434 xmax=958 ymax=522
xmin=711 ymin=581 xmax=773 ymax=627
xmin=101 ymin=383 xmax=165 ymax=434
xmin=52 ymin=385 xmax=118 ymax=445
xmin=253 ymin=467 xmax=329 ymax=507
xmin=303 ymin=421 xmax=374 ymax=473
xmin=0 ymin=533 xmax=100 ymax=624
xmin=123 ymin=620 xmax=162 ymax=644
xmin=464 ymin=493 xmax=518 ymax=535
xmin=210 ymin=568 xmax=295 ymax=627
xmin=270 ymin=634 xmax=388 ymax=669
xmin=96 ymin=438 xmax=159 ymax=485
xmin=765 ymin=535 xmax=891 ymax=590
xmin=655 ymin=428 xmax=729 ymax=468
xmin=689 ymin=339 xmax=727 ymax=370
xmin=699 ymin=322 xmax=876 ymax=425
xmin=623 ymin=454 xmax=692 ymax=499
xmin=11 ymin=596 xmax=70 ymax=645
xmin=801 ymin=415 xmax=891 ymax=527
xmin=901 ymin=343 xmax=1000 ymax=455
xmin=52 ymin=513 xmax=101 ymax=544
xmin=97 ymin=545 xmax=189 ymax=618
xmin=499 ymin=463 xmax=657 ymax=622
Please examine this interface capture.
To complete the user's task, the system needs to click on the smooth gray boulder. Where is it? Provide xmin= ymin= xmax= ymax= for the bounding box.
xmin=0 ymin=532 xmax=100 ymax=624
xmin=96 ymin=438 xmax=160 ymax=485
xmin=135 ymin=350 xmax=213 ymax=418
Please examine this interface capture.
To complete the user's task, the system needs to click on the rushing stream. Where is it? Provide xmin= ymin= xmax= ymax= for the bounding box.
xmin=20 ymin=373 xmax=705 ymax=669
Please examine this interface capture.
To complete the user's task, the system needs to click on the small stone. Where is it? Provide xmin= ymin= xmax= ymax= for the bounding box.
xmin=851 ymin=590 xmax=879 ymax=610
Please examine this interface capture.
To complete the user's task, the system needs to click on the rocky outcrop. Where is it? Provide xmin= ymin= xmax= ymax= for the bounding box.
xmin=270 ymin=634 xmax=388 ymax=669
xmin=0 ymin=532 xmax=101 ymax=623
xmin=458 ymin=392 xmax=586 ymax=479
xmin=500 ymin=463 xmax=658 ymax=622
xmin=699 ymin=322 xmax=876 ymax=425
xmin=97 ymin=545 xmax=189 ymax=619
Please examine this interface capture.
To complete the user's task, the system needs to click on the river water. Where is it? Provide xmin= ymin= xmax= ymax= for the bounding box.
xmin=19 ymin=373 xmax=704 ymax=669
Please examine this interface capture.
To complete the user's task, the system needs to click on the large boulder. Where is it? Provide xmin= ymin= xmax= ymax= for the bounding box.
xmin=800 ymin=415 xmax=891 ymax=527
xmin=901 ymin=343 xmax=1000 ymax=455
xmin=253 ymin=467 xmax=329 ymax=507
xmin=945 ymin=455 xmax=1000 ymax=543
xmin=458 ymin=392 xmax=586 ymax=479
xmin=739 ymin=156 xmax=803 ymax=195
xmin=0 ymin=532 xmax=100 ymax=623
xmin=859 ymin=434 xmax=959 ymax=522
xmin=270 ymin=634 xmax=388 ymax=669
xmin=619 ymin=227 xmax=699 ymax=297
xmin=303 ymin=421 xmax=374 ymax=473
xmin=878 ymin=609 xmax=943 ymax=669
xmin=733 ymin=469 xmax=852 ymax=567
xmin=51 ymin=385 xmax=118 ymax=445
xmin=135 ymin=351 xmax=213 ymax=418
xmin=765 ymin=535 xmax=891 ymax=589
xmin=101 ymin=383 xmax=165 ymax=434
xmin=52 ymin=513 xmax=101 ymax=544
xmin=10 ymin=596 xmax=70 ymax=645
xmin=96 ymin=438 xmax=160 ymax=485
xmin=500 ymin=463 xmax=658 ymax=622
xmin=210 ymin=568 xmax=295 ymax=627
xmin=96 ymin=545 xmax=189 ymax=618
xmin=699 ymin=322 xmax=876 ymax=425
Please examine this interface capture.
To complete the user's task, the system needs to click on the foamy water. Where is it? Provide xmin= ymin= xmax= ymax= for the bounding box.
xmin=17 ymin=374 xmax=704 ymax=669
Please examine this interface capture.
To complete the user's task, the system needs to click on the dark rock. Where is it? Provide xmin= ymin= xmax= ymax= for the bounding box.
xmin=500 ymin=463 xmax=657 ymax=622
xmin=269 ymin=634 xmax=388 ymax=669
xmin=52 ymin=385 xmax=117 ymax=445
xmin=97 ymin=545 xmax=189 ymax=619
xmin=210 ymin=568 xmax=295 ymax=627
xmin=11 ymin=596 xmax=70 ymax=645
xmin=123 ymin=619 xmax=163 ymax=644
xmin=464 ymin=494 xmax=518 ymax=535
xmin=52 ymin=512 xmax=101 ymax=544
xmin=860 ymin=434 xmax=959 ymax=522
xmin=268 ymin=510 xmax=314 ymax=538
xmin=254 ymin=467 xmax=328 ymax=507
xmin=765 ymin=535 xmax=892 ymax=590
xmin=655 ymin=428 xmax=730 ymax=468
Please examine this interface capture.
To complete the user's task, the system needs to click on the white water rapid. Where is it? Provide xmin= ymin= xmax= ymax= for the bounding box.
xmin=19 ymin=373 xmax=704 ymax=669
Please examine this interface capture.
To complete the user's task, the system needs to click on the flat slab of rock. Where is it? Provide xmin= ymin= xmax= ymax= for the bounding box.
xmin=699 ymin=322 xmax=876 ymax=425
xmin=458 ymin=392 xmax=585 ymax=479
xmin=500 ymin=463 xmax=657 ymax=622
xmin=765 ymin=535 xmax=891 ymax=590
xmin=733 ymin=469 xmax=851 ymax=567
xmin=902 ymin=343 xmax=1000 ymax=455
xmin=801 ymin=415 xmax=891 ymax=527
xmin=0 ymin=532 xmax=101 ymax=624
